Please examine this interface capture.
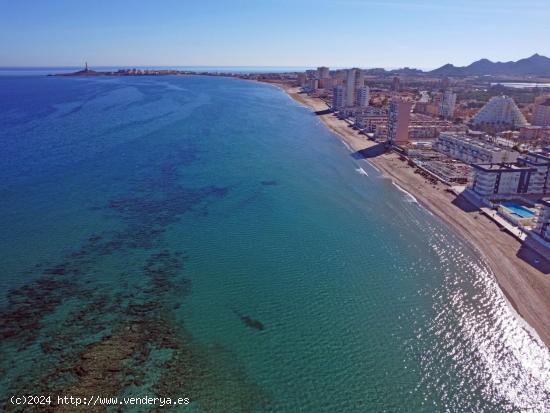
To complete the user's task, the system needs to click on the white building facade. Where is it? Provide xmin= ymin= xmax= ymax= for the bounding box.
xmin=437 ymin=132 xmax=518 ymax=164
xmin=439 ymin=90 xmax=456 ymax=120
xmin=534 ymin=199 xmax=550 ymax=241
xmin=470 ymin=164 xmax=536 ymax=197
xmin=332 ymin=86 xmax=346 ymax=111
xmin=517 ymin=152 xmax=550 ymax=194
xmin=356 ymin=85 xmax=370 ymax=108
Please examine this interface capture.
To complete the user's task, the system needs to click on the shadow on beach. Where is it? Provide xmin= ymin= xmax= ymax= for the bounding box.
xmin=518 ymin=243 xmax=550 ymax=275
xmin=314 ymin=109 xmax=332 ymax=116
xmin=451 ymin=193 xmax=479 ymax=213
xmin=350 ymin=143 xmax=387 ymax=159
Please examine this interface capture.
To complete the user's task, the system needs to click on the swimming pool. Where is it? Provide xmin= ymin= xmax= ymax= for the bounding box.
xmin=500 ymin=201 xmax=535 ymax=218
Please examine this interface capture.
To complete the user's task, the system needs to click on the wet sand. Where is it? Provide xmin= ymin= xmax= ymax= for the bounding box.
xmin=269 ymin=81 xmax=550 ymax=350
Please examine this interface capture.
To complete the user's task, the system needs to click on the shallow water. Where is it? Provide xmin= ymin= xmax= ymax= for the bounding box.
xmin=0 ymin=74 xmax=549 ymax=412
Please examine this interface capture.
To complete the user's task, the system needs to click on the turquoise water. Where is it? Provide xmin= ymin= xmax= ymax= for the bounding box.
xmin=0 ymin=75 xmax=549 ymax=412
xmin=501 ymin=202 xmax=535 ymax=218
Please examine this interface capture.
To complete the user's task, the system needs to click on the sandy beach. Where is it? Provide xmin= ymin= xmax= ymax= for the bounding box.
xmin=269 ymin=81 xmax=550 ymax=350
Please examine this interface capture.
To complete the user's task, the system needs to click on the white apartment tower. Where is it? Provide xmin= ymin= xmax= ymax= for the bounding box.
xmin=332 ymin=86 xmax=346 ymax=111
xmin=343 ymin=68 xmax=365 ymax=107
xmin=356 ymin=85 xmax=370 ymax=108
xmin=439 ymin=90 xmax=456 ymax=120
xmin=345 ymin=69 xmax=357 ymax=107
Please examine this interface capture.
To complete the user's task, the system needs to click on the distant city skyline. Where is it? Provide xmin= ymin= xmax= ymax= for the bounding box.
xmin=1 ymin=0 xmax=549 ymax=68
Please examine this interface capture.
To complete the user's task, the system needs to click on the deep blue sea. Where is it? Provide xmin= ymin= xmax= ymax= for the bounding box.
xmin=0 ymin=74 xmax=549 ymax=412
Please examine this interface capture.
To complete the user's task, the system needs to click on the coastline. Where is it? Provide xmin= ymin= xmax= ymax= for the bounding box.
xmin=269 ymin=81 xmax=550 ymax=350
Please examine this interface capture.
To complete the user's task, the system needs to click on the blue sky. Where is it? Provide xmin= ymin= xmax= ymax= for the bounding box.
xmin=1 ymin=0 xmax=549 ymax=69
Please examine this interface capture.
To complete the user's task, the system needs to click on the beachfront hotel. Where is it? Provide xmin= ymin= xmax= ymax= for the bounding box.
xmin=471 ymin=95 xmax=528 ymax=132
xmin=436 ymin=131 xmax=518 ymax=164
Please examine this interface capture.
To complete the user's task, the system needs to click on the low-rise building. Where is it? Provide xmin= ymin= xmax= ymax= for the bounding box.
xmin=519 ymin=126 xmax=550 ymax=143
xmin=437 ymin=132 xmax=518 ymax=164
xmin=354 ymin=107 xmax=387 ymax=130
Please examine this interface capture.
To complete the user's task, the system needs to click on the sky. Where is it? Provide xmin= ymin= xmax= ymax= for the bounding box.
xmin=1 ymin=0 xmax=549 ymax=69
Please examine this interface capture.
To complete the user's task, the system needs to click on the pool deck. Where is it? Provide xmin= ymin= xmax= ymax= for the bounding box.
xmin=480 ymin=208 xmax=528 ymax=241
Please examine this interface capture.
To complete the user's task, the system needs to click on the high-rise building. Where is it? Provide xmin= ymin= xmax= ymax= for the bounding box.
xmin=342 ymin=68 xmax=365 ymax=107
xmin=297 ymin=72 xmax=306 ymax=87
xmin=332 ymin=86 xmax=346 ymax=111
xmin=429 ymin=94 xmax=442 ymax=117
xmin=388 ymin=98 xmax=413 ymax=146
xmin=439 ymin=90 xmax=457 ymax=120
xmin=317 ymin=66 xmax=330 ymax=79
xmin=353 ymin=69 xmax=364 ymax=91
xmin=356 ymin=85 xmax=370 ymax=108
xmin=392 ymin=76 xmax=401 ymax=92
xmin=532 ymin=97 xmax=550 ymax=126
xmin=472 ymin=95 xmax=527 ymax=131
xmin=345 ymin=69 xmax=357 ymax=107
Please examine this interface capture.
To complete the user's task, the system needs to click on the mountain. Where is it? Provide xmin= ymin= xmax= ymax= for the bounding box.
xmin=430 ymin=54 xmax=550 ymax=76
xmin=389 ymin=67 xmax=425 ymax=76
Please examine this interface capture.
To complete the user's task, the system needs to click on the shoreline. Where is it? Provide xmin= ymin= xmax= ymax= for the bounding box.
xmin=269 ymin=81 xmax=550 ymax=351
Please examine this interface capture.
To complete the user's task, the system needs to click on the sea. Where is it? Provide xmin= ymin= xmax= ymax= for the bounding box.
xmin=0 ymin=72 xmax=549 ymax=412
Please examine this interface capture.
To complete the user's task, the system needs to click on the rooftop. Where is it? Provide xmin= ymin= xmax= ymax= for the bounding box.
xmin=472 ymin=163 xmax=535 ymax=173
xmin=439 ymin=132 xmax=509 ymax=153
